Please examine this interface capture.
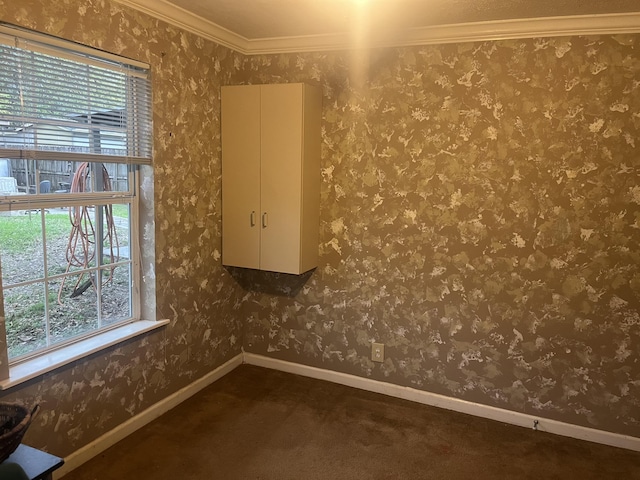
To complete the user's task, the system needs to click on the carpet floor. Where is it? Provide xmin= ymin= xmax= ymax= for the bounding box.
xmin=62 ymin=364 xmax=640 ymax=479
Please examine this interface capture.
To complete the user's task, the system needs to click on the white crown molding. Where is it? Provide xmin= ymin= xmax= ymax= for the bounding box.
xmin=114 ymin=0 xmax=640 ymax=55
xmin=113 ymin=0 xmax=251 ymax=53
xmin=395 ymin=12 xmax=640 ymax=48
xmin=243 ymin=12 xmax=640 ymax=54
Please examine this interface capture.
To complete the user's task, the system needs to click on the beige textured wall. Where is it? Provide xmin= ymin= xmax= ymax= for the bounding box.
xmin=239 ymin=38 xmax=640 ymax=437
xmin=0 ymin=0 xmax=245 ymax=456
xmin=1 ymin=0 xmax=639 ymax=458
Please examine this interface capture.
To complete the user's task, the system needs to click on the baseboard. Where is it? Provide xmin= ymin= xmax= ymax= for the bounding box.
xmin=57 ymin=350 xmax=639 ymax=478
xmin=55 ymin=353 xmax=243 ymax=478
xmin=243 ymin=353 xmax=640 ymax=452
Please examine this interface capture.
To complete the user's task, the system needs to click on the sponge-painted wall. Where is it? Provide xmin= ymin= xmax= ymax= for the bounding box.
xmin=0 ymin=0 xmax=245 ymax=456
xmin=1 ymin=0 xmax=639 ymax=456
xmin=238 ymin=36 xmax=640 ymax=437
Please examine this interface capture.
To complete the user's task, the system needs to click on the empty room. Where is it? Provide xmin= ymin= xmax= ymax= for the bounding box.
xmin=0 ymin=0 xmax=639 ymax=478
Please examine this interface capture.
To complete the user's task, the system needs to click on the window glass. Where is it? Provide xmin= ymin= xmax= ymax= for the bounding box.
xmin=0 ymin=176 xmax=136 ymax=360
xmin=0 ymin=24 xmax=151 ymax=365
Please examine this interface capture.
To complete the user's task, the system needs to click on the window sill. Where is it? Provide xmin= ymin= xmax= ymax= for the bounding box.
xmin=0 ymin=319 xmax=169 ymax=390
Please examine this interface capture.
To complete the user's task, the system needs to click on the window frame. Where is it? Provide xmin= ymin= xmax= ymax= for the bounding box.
xmin=0 ymin=24 xmax=163 ymax=387
xmin=0 ymin=162 xmax=141 ymax=362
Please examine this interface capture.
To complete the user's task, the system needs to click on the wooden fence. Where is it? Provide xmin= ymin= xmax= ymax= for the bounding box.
xmin=9 ymin=159 xmax=129 ymax=192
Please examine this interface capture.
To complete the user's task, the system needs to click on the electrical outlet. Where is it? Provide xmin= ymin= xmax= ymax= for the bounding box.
xmin=372 ymin=342 xmax=385 ymax=362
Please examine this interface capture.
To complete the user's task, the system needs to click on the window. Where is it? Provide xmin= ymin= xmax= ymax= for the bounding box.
xmin=0 ymin=24 xmax=153 ymax=367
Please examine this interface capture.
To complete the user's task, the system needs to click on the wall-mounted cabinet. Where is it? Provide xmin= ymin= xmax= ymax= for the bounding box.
xmin=221 ymin=83 xmax=322 ymax=275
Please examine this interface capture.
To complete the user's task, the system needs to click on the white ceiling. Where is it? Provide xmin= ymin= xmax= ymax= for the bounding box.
xmin=114 ymin=0 xmax=640 ymax=54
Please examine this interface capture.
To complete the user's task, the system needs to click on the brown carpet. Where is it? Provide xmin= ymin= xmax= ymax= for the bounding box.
xmin=62 ymin=364 xmax=640 ymax=479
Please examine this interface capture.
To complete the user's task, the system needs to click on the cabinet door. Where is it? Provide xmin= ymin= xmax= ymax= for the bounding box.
xmin=221 ymin=85 xmax=261 ymax=269
xmin=260 ymin=84 xmax=303 ymax=274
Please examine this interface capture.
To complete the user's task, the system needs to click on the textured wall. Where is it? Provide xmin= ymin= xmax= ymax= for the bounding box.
xmin=0 ymin=0 xmax=245 ymax=456
xmin=1 ymin=0 xmax=638 ymax=458
xmin=240 ymin=37 xmax=640 ymax=437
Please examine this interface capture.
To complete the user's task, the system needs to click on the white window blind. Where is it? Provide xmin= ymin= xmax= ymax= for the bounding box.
xmin=0 ymin=24 xmax=152 ymax=165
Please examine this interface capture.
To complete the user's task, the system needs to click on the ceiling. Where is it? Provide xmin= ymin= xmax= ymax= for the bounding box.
xmin=114 ymin=0 xmax=640 ymax=54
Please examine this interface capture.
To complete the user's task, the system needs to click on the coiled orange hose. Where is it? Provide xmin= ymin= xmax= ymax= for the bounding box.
xmin=57 ymin=162 xmax=120 ymax=304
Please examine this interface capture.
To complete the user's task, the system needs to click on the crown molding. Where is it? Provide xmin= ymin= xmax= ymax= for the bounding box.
xmin=113 ymin=0 xmax=251 ymax=53
xmin=396 ymin=12 xmax=640 ymax=48
xmin=113 ymin=1 xmax=640 ymax=55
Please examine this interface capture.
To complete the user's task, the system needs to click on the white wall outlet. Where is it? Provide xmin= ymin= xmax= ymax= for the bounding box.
xmin=372 ymin=342 xmax=385 ymax=362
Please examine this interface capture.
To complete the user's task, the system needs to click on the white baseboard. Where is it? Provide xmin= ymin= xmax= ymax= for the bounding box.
xmin=243 ymin=353 xmax=640 ymax=452
xmin=57 ymin=350 xmax=640 ymax=478
xmin=56 ymin=353 xmax=243 ymax=478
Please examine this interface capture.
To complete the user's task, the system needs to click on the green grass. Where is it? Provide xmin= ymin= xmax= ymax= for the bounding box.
xmin=4 ymin=287 xmax=49 ymax=358
xmin=111 ymin=204 xmax=129 ymax=218
xmin=0 ymin=213 xmax=70 ymax=254
xmin=2 ymin=206 xmax=132 ymax=360
xmin=5 ymin=289 xmax=56 ymax=317
xmin=0 ymin=205 xmax=128 ymax=254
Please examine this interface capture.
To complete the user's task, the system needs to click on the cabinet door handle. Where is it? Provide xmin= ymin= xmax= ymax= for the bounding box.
xmin=262 ymin=212 xmax=268 ymax=228
xmin=250 ymin=211 xmax=256 ymax=227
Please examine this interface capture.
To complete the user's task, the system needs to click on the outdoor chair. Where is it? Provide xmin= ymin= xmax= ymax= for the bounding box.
xmin=0 ymin=176 xmax=18 ymax=195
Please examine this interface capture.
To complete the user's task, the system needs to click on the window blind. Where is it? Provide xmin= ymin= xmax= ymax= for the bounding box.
xmin=0 ymin=24 xmax=152 ymax=165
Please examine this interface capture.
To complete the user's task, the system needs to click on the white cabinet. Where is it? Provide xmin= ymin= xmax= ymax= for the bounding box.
xmin=221 ymin=83 xmax=322 ymax=274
